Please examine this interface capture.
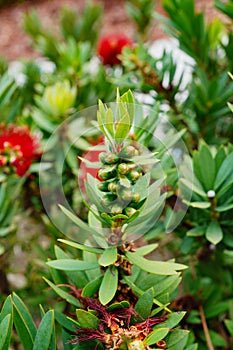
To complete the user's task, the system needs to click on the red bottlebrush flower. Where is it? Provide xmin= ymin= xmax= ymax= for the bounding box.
xmin=0 ymin=123 xmax=40 ymax=176
xmin=97 ymin=34 xmax=133 ymax=66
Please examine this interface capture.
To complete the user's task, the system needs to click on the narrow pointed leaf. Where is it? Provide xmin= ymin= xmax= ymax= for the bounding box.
xmin=180 ymin=178 xmax=207 ymax=197
xmin=12 ymin=293 xmax=37 ymax=350
xmin=0 ymin=315 xmax=12 ymax=350
xmin=134 ymin=288 xmax=154 ymax=320
xmin=215 ymin=152 xmax=233 ymax=190
xmin=216 ymin=202 xmax=233 ymax=212
xmin=58 ymin=239 xmax=103 ymax=254
xmin=33 ymin=310 xmax=54 ymax=350
xmin=43 ymin=278 xmax=81 ymax=307
xmin=184 ymin=201 xmax=211 ymax=209
xmin=58 ymin=205 xmax=101 ymax=236
xmin=126 ymin=252 xmax=187 ymax=275
xmin=165 ymin=329 xmax=189 ymax=348
xmin=0 ymin=296 xmax=12 ymax=350
xmin=0 ymin=295 xmax=13 ymax=321
xmin=105 ymin=108 xmax=114 ymax=136
xmin=144 ymin=327 xmax=169 ymax=346
xmin=115 ymin=113 xmax=131 ymax=143
xmin=198 ymin=144 xmax=215 ymax=190
xmin=154 ymin=311 xmax=186 ymax=329
xmin=135 ymin=243 xmax=158 ymax=256
xmin=47 ymin=259 xmax=99 ymax=271
xmin=82 ymin=275 xmax=103 ymax=297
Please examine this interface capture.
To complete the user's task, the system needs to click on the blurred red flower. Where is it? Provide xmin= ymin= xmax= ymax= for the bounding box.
xmin=78 ymin=135 xmax=105 ymax=193
xmin=97 ymin=34 xmax=133 ymax=66
xmin=0 ymin=123 xmax=40 ymax=176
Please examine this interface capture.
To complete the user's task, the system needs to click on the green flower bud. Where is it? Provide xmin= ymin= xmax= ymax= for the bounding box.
xmin=121 ymin=145 xmax=139 ymax=158
xmin=99 ymin=152 xmax=119 ymax=165
xmin=97 ymin=182 xmax=109 ymax=192
xmin=124 ymin=207 xmax=137 ymax=216
xmin=132 ymin=193 xmax=140 ymax=203
xmin=111 ymin=204 xmax=123 ymax=215
xmin=120 ymin=188 xmax=133 ymax=201
xmin=101 ymin=193 xmax=117 ymax=207
xmin=118 ymin=163 xmax=129 ymax=175
xmin=108 ymin=181 xmax=118 ymax=193
xmin=98 ymin=167 xmax=116 ymax=180
xmin=128 ymin=170 xmax=142 ymax=182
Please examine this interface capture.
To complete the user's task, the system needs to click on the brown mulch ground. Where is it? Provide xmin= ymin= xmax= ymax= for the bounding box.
xmin=0 ymin=0 xmax=227 ymax=62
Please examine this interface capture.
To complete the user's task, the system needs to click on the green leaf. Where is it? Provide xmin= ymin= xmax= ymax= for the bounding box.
xmin=123 ymin=276 xmax=170 ymax=312
xmin=134 ymin=288 xmax=154 ymax=320
xmin=180 ymin=178 xmax=207 ymax=198
xmin=81 ymin=275 xmax=103 ymax=297
xmin=204 ymin=301 xmax=229 ymax=319
xmin=153 ymin=275 xmax=182 ymax=298
xmin=135 ymin=243 xmax=158 ymax=256
xmin=58 ymin=239 xmax=103 ymax=254
xmin=0 ymin=315 xmax=12 ymax=350
xmin=76 ymin=309 xmax=100 ymax=329
xmin=31 ymin=108 xmax=55 ymax=133
xmin=120 ymin=89 xmax=134 ymax=124
xmin=99 ymin=266 xmax=118 ymax=305
xmin=0 ymin=295 xmax=13 ymax=321
xmin=0 ymin=226 xmax=15 ymax=237
xmin=12 ymin=293 xmax=37 ymax=350
xmin=165 ymin=329 xmax=189 ymax=349
xmin=43 ymin=278 xmax=81 ymax=307
xmin=184 ymin=201 xmax=211 ymax=209
xmin=0 ymin=295 xmax=13 ymax=350
xmin=47 ymin=259 xmax=99 ymax=271
xmin=99 ymin=246 xmax=118 ymax=267
xmin=187 ymin=226 xmax=206 ymax=237
xmin=224 ymin=319 xmax=233 ymax=336
xmin=53 ymin=246 xmax=89 ymax=288
xmin=85 ymin=174 xmax=107 ymax=213
xmin=105 ymin=108 xmax=114 ymax=136
xmin=216 ymin=202 xmax=233 ymax=212
xmin=107 ymin=301 xmax=130 ymax=312
xmin=115 ymin=112 xmax=131 ymax=143
xmin=154 ymin=311 xmax=186 ymax=329
xmin=78 ymin=157 xmax=101 ymax=168
xmin=33 ymin=310 xmax=54 ymax=350
xmin=214 ymin=152 xmax=233 ymax=190
xmin=206 ymin=221 xmax=223 ymax=244
xmin=126 ymin=252 xmax=187 ymax=275
xmin=97 ymin=100 xmax=113 ymax=144
xmin=144 ymin=327 xmax=169 ymax=346
xmin=58 ymin=205 xmax=101 ymax=237
xmin=198 ymin=143 xmax=216 ymax=190
xmin=54 ymin=311 xmax=75 ymax=333
xmin=207 ymin=330 xmax=227 ymax=347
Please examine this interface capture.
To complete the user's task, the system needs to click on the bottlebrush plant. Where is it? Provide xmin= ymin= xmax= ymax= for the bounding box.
xmin=45 ymin=90 xmax=192 ymax=349
xmin=0 ymin=91 xmax=198 ymax=350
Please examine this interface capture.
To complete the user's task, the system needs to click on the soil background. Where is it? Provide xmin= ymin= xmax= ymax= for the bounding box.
xmin=0 ymin=0 xmax=226 ymax=62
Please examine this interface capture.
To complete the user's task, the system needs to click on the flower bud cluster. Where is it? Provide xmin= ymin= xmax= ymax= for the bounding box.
xmin=97 ymin=144 xmax=143 ymax=225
